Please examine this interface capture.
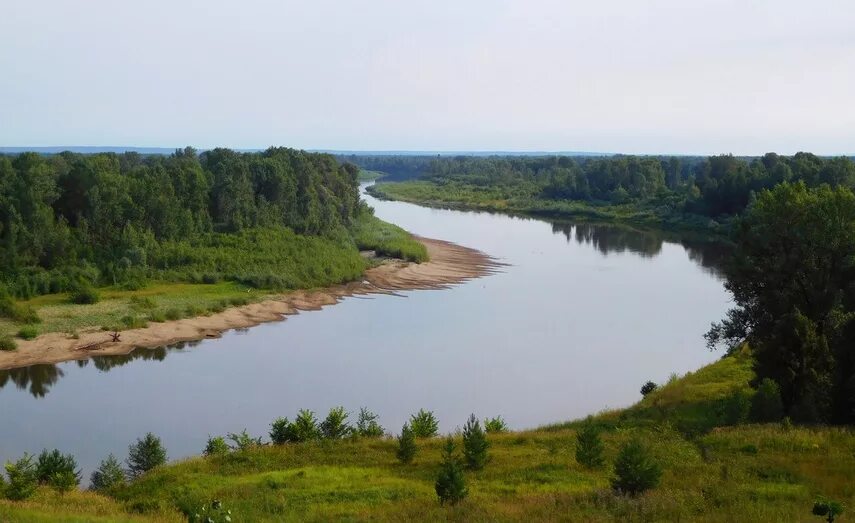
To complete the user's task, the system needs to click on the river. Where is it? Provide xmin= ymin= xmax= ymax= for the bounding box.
xmin=0 ymin=185 xmax=731 ymax=481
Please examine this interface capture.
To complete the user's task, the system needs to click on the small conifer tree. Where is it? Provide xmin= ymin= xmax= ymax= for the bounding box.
xmin=462 ymin=414 xmax=489 ymax=470
xmin=90 ymin=454 xmax=126 ymax=491
xmin=611 ymin=439 xmax=662 ymax=495
xmin=396 ymin=423 xmax=417 ymax=464
xmin=575 ymin=422 xmax=605 ymax=469
xmin=126 ymin=433 xmax=167 ymax=478
xmin=435 ymin=437 xmax=468 ymax=506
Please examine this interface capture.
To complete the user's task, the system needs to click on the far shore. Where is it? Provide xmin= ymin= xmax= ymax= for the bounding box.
xmin=0 ymin=237 xmax=500 ymax=371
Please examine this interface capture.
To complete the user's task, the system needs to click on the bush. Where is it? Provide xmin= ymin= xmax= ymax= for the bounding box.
xmin=611 ymin=439 xmax=662 ymax=496
xmin=4 ymin=454 xmax=38 ymax=500
xmin=0 ymin=295 xmax=41 ymax=324
xmin=90 ymin=454 xmax=126 ymax=491
xmin=410 ymin=409 xmax=439 ymax=438
xmin=462 ymin=414 xmax=489 ymax=470
xmin=751 ymin=378 xmax=784 ymax=422
xmin=575 ymin=422 xmax=605 ymax=469
xmin=69 ymin=283 xmax=100 ymax=304
xmin=227 ymin=430 xmax=262 ymax=451
xmin=127 ymin=433 xmax=167 ymax=478
xmin=0 ymin=336 xmax=17 ymax=351
xmin=396 ymin=423 xmax=417 ymax=464
xmin=640 ymin=381 xmax=658 ymax=396
xmin=204 ymin=436 xmax=230 ymax=456
xmin=292 ymin=409 xmax=321 ymax=442
xmin=147 ymin=310 xmax=167 ymax=323
xmin=484 ymin=416 xmax=508 ymax=434
xmin=164 ymin=308 xmax=182 ymax=321
xmin=356 ymin=407 xmax=384 ymax=437
xmin=50 ymin=470 xmax=79 ymax=493
xmin=813 ymin=498 xmax=844 ymax=522
xmin=320 ymin=406 xmax=353 ymax=439
xmin=16 ymin=326 xmax=38 ymax=340
xmin=435 ymin=437 xmax=467 ymax=506
xmin=35 ymin=449 xmax=80 ymax=487
xmin=270 ymin=417 xmax=292 ymax=445
xmin=721 ymin=389 xmax=751 ymax=425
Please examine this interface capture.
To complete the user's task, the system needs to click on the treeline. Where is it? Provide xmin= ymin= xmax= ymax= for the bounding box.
xmin=0 ymin=147 xmax=363 ymax=297
xmin=419 ymin=153 xmax=855 ymax=219
xmin=335 ymin=154 xmax=436 ymax=181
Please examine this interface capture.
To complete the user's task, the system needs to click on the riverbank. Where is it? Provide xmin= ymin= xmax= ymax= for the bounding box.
xmin=367 ymin=181 xmax=731 ymax=237
xmin=0 ymin=237 xmax=499 ymax=370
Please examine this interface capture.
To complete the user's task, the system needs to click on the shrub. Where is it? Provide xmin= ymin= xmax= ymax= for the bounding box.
xmin=410 ymin=409 xmax=439 ymax=438
xmin=270 ymin=417 xmax=292 ymax=445
xmin=147 ymin=310 xmax=167 ymax=323
xmin=640 ymin=381 xmax=658 ymax=396
xmin=0 ymin=295 xmax=41 ymax=324
xmin=4 ymin=454 xmax=38 ymax=500
xmin=50 ymin=470 xmax=79 ymax=493
xmin=721 ymin=389 xmax=751 ymax=425
xmin=575 ymin=422 xmax=605 ymax=469
xmin=35 ymin=449 xmax=80 ymax=487
xmin=813 ymin=498 xmax=844 ymax=522
xmin=227 ymin=430 xmax=262 ymax=451
xmin=462 ymin=414 xmax=489 ymax=470
xmin=751 ymin=378 xmax=784 ymax=422
xmin=204 ymin=436 xmax=230 ymax=456
xmin=16 ymin=326 xmax=38 ymax=340
xmin=165 ymin=308 xmax=182 ymax=321
xmin=611 ymin=439 xmax=662 ymax=496
xmin=435 ymin=437 xmax=467 ymax=506
xmin=69 ymin=283 xmax=100 ymax=304
xmin=320 ymin=407 xmax=353 ymax=439
xmin=128 ymin=296 xmax=157 ymax=310
xmin=291 ymin=409 xmax=320 ymax=442
xmin=484 ymin=416 xmax=508 ymax=434
xmin=396 ymin=423 xmax=417 ymax=464
xmin=0 ymin=336 xmax=17 ymax=351
xmin=127 ymin=433 xmax=167 ymax=478
xmin=356 ymin=407 xmax=384 ymax=437
xmin=90 ymin=454 xmax=126 ymax=491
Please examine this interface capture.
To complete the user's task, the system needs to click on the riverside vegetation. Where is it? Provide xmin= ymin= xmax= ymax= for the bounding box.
xmin=0 ymin=148 xmax=426 ymax=343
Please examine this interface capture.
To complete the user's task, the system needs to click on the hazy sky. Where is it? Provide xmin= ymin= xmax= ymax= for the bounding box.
xmin=2 ymin=0 xmax=854 ymax=154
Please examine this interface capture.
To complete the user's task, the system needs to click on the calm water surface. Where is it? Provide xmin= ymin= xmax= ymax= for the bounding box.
xmin=0 ymin=186 xmax=731 ymax=480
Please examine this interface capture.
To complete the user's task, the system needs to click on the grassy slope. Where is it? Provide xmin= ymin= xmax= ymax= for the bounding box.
xmin=0 ymin=216 xmax=426 ymax=340
xmin=368 ymin=180 xmax=726 ymax=234
xmin=3 ymin=349 xmax=853 ymax=522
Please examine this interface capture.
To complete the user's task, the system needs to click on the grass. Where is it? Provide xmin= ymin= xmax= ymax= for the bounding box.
xmin=2 ymin=349 xmax=853 ymax=521
xmin=351 ymin=210 xmax=429 ymax=262
xmin=357 ymin=169 xmax=386 ymax=181
xmin=368 ymin=180 xmax=728 ymax=235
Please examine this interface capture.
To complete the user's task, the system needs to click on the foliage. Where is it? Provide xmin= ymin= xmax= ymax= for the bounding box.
xmin=611 ymin=439 xmax=663 ymax=496
xmin=409 ymin=409 xmax=439 ymax=438
xmin=355 ymin=407 xmax=384 ymax=437
xmin=89 ymin=454 xmax=126 ymax=492
xmin=812 ymin=498 xmax=844 ymax=522
xmin=291 ymin=410 xmax=321 ymax=442
xmin=461 ymin=414 xmax=489 ymax=470
xmin=434 ymin=437 xmax=468 ymax=506
xmin=484 ymin=416 xmax=508 ymax=433
xmin=751 ymin=378 xmax=784 ymax=422
xmin=269 ymin=418 xmax=292 ymax=445
xmin=320 ymin=407 xmax=353 ymax=439
xmin=35 ymin=449 xmax=81 ymax=487
xmin=396 ymin=423 xmax=417 ymax=464
xmin=575 ymin=422 xmax=605 ymax=469
xmin=640 ymin=381 xmax=658 ymax=396
xmin=0 ymin=336 xmax=16 ymax=351
xmin=226 ymin=430 xmax=262 ymax=452
xmin=16 ymin=325 xmax=37 ymax=339
xmin=189 ymin=499 xmax=233 ymax=523
xmin=351 ymin=209 xmax=428 ymax=262
xmin=3 ymin=454 xmax=37 ymax=500
xmin=0 ymin=294 xmax=40 ymax=323
xmin=69 ymin=283 xmax=100 ymax=304
xmin=720 ymin=388 xmax=751 ymax=425
xmin=707 ymin=182 xmax=855 ymax=423
xmin=203 ymin=436 xmax=229 ymax=457
xmin=126 ymin=433 xmax=167 ymax=478
xmin=49 ymin=470 xmax=79 ymax=494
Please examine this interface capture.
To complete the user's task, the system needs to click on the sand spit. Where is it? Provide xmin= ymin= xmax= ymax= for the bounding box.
xmin=0 ymin=237 xmax=501 ymax=370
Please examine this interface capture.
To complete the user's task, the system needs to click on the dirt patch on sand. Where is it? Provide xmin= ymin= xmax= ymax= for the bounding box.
xmin=0 ymin=237 xmax=501 ymax=370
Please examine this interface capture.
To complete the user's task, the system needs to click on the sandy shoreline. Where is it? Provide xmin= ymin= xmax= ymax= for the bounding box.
xmin=0 ymin=237 xmax=500 ymax=371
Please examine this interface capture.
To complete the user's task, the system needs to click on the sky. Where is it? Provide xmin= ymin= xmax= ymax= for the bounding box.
xmin=1 ymin=0 xmax=854 ymax=155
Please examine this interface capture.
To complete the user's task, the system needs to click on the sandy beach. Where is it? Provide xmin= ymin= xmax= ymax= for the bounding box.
xmin=0 ymin=237 xmax=499 ymax=371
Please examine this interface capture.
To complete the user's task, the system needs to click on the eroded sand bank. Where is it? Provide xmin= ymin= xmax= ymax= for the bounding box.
xmin=0 ymin=237 xmax=500 ymax=370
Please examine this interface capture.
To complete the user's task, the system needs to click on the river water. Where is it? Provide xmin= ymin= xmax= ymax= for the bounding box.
xmin=0 ymin=185 xmax=731 ymax=480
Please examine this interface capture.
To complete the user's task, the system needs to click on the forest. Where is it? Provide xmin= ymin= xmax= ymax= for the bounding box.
xmin=0 ymin=147 xmax=417 ymax=302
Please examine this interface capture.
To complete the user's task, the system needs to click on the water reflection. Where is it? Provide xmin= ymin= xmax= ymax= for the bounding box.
xmin=550 ymin=221 xmax=730 ymax=277
xmin=0 ymin=342 xmax=199 ymax=397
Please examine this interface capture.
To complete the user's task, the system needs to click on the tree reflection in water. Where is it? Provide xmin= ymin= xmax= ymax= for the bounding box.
xmin=0 ymin=340 xmax=200 ymax=398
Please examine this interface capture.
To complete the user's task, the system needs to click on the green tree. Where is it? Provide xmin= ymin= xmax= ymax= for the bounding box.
xmin=35 ymin=449 xmax=80 ymax=486
xmin=4 ymin=454 xmax=38 ymax=500
xmin=813 ymin=498 xmax=844 ymax=523
xmin=461 ymin=414 xmax=489 ymax=470
xmin=575 ymin=422 xmax=605 ymax=469
xmin=611 ymin=439 xmax=662 ymax=495
xmin=640 ymin=381 xmax=658 ymax=397
xmin=90 ymin=454 xmax=126 ymax=491
xmin=320 ymin=406 xmax=352 ymax=439
xmin=483 ymin=416 xmax=508 ymax=434
xmin=356 ymin=407 xmax=384 ymax=437
xmin=270 ymin=417 xmax=291 ymax=445
xmin=126 ymin=432 xmax=167 ymax=478
xmin=396 ymin=423 xmax=417 ymax=464
xmin=204 ymin=436 xmax=230 ymax=456
xmin=291 ymin=409 xmax=321 ymax=442
xmin=435 ymin=437 xmax=467 ymax=506
xmin=410 ymin=409 xmax=439 ymax=438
